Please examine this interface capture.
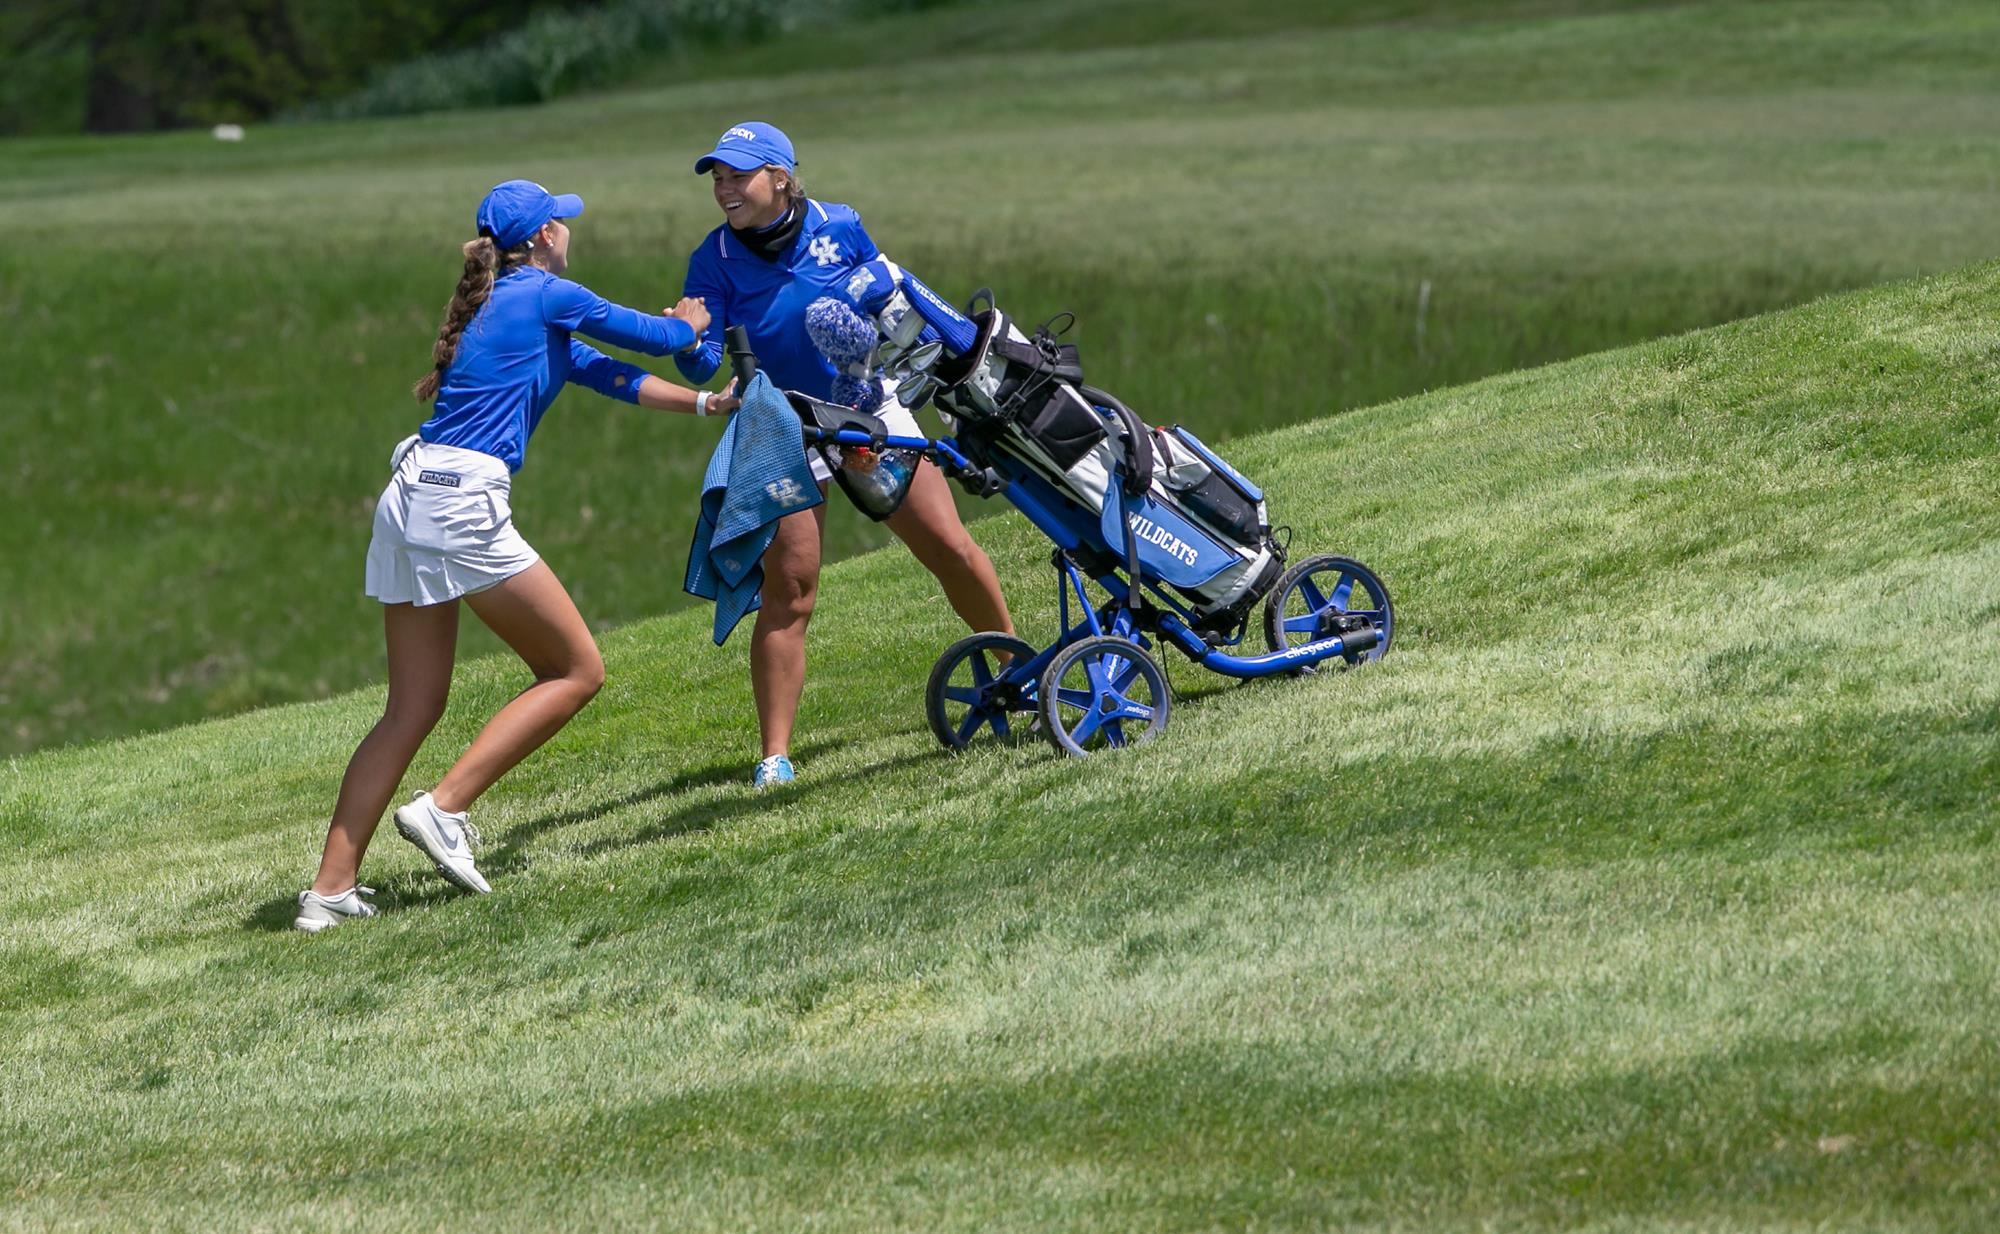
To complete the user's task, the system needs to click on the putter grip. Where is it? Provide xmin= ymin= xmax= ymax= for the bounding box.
xmin=725 ymin=324 xmax=758 ymax=386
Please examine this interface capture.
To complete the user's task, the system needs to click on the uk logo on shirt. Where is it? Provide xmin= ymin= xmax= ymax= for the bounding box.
xmin=808 ymin=236 xmax=841 ymax=267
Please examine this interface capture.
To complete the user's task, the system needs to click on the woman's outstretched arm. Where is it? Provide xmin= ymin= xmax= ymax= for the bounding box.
xmin=636 ymin=374 xmax=738 ymax=416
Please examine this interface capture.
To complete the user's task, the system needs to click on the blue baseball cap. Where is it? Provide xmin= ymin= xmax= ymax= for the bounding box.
xmin=693 ymin=122 xmax=796 ymax=175
xmin=475 ymin=179 xmax=584 ymax=249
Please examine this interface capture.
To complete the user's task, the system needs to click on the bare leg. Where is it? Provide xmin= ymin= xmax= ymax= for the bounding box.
xmin=749 ymin=502 xmax=827 ymax=758
xmin=885 ymin=458 xmax=1015 ymax=637
xmin=429 ymin=560 xmax=604 ymax=813
xmin=311 ymin=601 xmax=460 ymax=895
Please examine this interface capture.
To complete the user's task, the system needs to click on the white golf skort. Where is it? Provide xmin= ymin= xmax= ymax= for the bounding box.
xmin=364 ymin=435 xmax=539 ymax=607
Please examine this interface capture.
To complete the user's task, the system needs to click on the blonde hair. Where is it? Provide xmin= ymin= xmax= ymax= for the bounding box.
xmin=413 ymin=234 xmax=534 ymax=401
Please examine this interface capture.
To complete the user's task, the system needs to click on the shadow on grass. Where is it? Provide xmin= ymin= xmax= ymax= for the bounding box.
xmin=487 ymin=742 xmax=842 ymax=861
xmin=557 ymin=742 xmax=945 ymax=862
xmin=1163 ymin=674 xmax=1246 ymax=707
xmin=243 ymin=740 xmax=855 ymax=932
xmin=242 ymin=869 xmax=471 ymax=933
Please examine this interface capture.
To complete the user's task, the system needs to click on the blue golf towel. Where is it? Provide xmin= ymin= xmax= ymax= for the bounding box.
xmin=683 ymin=371 xmax=824 ymax=645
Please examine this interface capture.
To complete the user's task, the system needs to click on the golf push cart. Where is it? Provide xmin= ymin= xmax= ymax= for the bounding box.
xmin=722 ymin=259 xmax=1393 ymax=757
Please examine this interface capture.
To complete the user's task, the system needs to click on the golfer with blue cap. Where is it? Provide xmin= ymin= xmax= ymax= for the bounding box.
xmin=296 ymin=179 xmax=736 ymax=931
xmin=676 ymin=123 xmax=1016 ymax=788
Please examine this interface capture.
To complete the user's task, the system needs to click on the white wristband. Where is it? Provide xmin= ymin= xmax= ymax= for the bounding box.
xmin=695 ymin=390 xmax=713 ymax=417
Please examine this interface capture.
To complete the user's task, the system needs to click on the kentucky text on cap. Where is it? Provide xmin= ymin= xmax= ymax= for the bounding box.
xmin=475 ymin=180 xmax=585 ymax=250
xmin=693 ymin=122 xmax=796 ymax=175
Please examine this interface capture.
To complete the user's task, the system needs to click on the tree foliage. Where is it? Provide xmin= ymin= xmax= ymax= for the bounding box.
xmin=1 ymin=0 xmax=969 ymax=135
xmin=0 ymin=0 xmax=596 ymax=135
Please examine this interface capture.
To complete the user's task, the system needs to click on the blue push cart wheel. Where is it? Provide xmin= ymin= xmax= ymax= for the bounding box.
xmin=1262 ymin=554 xmax=1394 ymax=669
xmin=1037 ymin=635 xmax=1170 ymax=757
xmin=926 ymin=632 xmax=1039 ymax=751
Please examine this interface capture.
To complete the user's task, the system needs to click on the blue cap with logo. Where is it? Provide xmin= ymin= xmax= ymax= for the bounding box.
xmin=475 ymin=179 xmax=584 ymax=249
xmin=693 ymin=122 xmax=796 ymax=175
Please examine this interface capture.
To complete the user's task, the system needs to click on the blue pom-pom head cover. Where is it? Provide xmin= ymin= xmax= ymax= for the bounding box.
xmin=807 ymin=296 xmax=887 ymax=410
xmin=829 ymin=372 xmax=884 ymax=413
xmin=806 ymin=296 xmax=880 ymax=367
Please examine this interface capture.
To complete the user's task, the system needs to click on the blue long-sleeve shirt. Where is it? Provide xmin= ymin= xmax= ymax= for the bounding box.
xmin=421 ymin=267 xmax=695 ymax=471
xmin=675 ymin=200 xmax=881 ymax=400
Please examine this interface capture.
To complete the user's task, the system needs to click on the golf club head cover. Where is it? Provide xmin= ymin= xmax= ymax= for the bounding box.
xmin=829 ymin=371 xmax=884 ymax=413
xmin=895 ymin=270 xmax=979 ymax=355
xmin=807 ymin=296 xmax=886 ymax=411
xmin=837 ymin=257 xmax=903 ymax=317
xmin=834 ymin=257 xmax=979 ymax=356
xmin=806 ymin=296 xmax=880 ymax=369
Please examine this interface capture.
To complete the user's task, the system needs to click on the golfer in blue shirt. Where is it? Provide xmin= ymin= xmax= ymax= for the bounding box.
xmin=297 ymin=179 xmax=737 ymax=931
xmin=677 ymin=122 xmax=1016 ymax=787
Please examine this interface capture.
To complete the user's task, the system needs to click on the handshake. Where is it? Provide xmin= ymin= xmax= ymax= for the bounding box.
xmin=664 ymin=296 xmax=712 ymax=346
xmin=652 ymin=296 xmax=739 ymax=418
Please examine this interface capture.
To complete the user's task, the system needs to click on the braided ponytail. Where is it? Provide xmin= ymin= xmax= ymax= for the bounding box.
xmin=413 ymin=235 xmax=532 ymax=401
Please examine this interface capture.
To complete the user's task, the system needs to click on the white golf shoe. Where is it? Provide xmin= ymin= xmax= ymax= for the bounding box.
xmin=393 ymin=791 xmax=491 ymax=894
xmin=294 ymin=885 xmax=379 ymax=933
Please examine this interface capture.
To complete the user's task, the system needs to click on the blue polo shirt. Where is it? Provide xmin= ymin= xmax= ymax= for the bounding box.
xmin=421 ymin=267 xmax=696 ymax=472
xmin=674 ymin=200 xmax=880 ymax=399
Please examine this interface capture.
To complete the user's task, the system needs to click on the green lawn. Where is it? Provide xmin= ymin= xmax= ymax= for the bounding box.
xmin=4 ymin=0 xmax=2000 ymax=753
xmin=3 ymin=257 xmax=1997 ymax=1231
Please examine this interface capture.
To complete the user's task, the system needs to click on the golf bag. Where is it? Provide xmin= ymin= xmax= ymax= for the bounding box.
xmin=812 ymin=262 xmax=1284 ymax=635
xmin=927 ymin=300 xmax=1283 ymax=634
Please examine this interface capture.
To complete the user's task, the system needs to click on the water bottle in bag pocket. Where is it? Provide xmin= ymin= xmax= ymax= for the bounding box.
xmin=835 ymin=448 xmax=920 ymax=522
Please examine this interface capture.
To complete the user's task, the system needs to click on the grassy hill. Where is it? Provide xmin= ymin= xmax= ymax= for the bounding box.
xmin=4 ymin=0 xmax=2000 ymax=753
xmin=3 ymin=259 xmax=1996 ymax=1231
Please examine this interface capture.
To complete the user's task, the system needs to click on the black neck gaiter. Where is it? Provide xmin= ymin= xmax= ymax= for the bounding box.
xmin=731 ymin=201 xmax=804 ymax=262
